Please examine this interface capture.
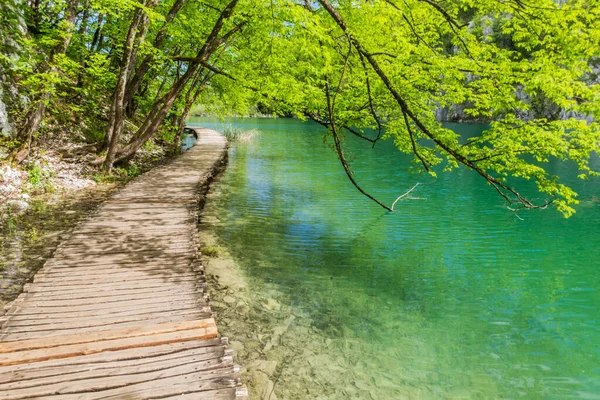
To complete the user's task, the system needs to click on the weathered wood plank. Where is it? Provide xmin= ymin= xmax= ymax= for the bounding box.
xmin=2 ymin=305 xmax=208 ymax=326
xmin=25 ymin=275 xmax=199 ymax=290
xmin=30 ymin=368 xmax=238 ymax=400
xmin=0 ymin=338 xmax=227 ymax=379
xmin=23 ymin=280 xmax=205 ymax=297
xmin=4 ymin=297 xmax=206 ymax=318
xmin=0 ymin=347 xmax=229 ymax=391
xmin=22 ymin=285 xmax=201 ymax=301
xmin=0 ymin=323 xmax=218 ymax=366
xmin=0 ymin=356 xmax=233 ymax=398
xmin=41 ymin=257 xmax=196 ymax=271
xmin=0 ymin=319 xmax=216 ymax=353
xmin=42 ymin=254 xmax=196 ymax=268
xmin=2 ymin=310 xmax=210 ymax=334
xmin=2 ymin=320 xmax=216 ymax=345
xmin=42 ymin=260 xmax=199 ymax=274
xmin=2 ymin=306 xmax=210 ymax=327
xmin=31 ymin=271 xmax=198 ymax=286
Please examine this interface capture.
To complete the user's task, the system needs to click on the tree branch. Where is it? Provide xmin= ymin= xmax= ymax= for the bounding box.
xmin=317 ymin=0 xmax=552 ymax=211
xmin=324 ymin=74 xmax=393 ymax=212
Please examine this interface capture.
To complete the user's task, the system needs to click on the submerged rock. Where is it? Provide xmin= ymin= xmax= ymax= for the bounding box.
xmin=223 ymin=295 xmax=237 ymax=304
xmin=248 ymin=359 xmax=278 ymax=376
xmin=263 ymin=298 xmax=281 ymax=311
xmin=249 ymin=370 xmax=277 ymax=400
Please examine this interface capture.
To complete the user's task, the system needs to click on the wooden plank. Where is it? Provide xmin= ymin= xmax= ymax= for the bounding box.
xmin=23 ymin=280 xmax=204 ymax=297
xmin=20 ymin=283 xmax=201 ymax=299
xmin=2 ymin=306 xmax=210 ymax=326
xmin=34 ymin=268 xmax=198 ymax=281
xmin=0 ymin=319 xmax=216 ymax=354
xmin=56 ymin=237 xmax=194 ymax=249
xmin=26 ymin=275 xmax=199 ymax=290
xmin=105 ymin=199 xmax=198 ymax=204
xmin=52 ymin=248 xmax=195 ymax=259
xmin=2 ymin=309 xmax=209 ymax=333
xmin=23 ymin=285 xmax=201 ymax=301
xmin=0 ymin=355 xmax=232 ymax=398
xmin=43 ymin=254 xmax=196 ymax=266
xmin=4 ymin=297 xmax=205 ymax=317
xmin=65 ymin=233 xmax=195 ymax=242
xmin=69 ymin=226 xmax=195 ymax=235
xmin=0 ymin=347 xmax=229 ymax=391
xmin=94 ymin=208 xmax=192 ymax=215
xmin=0 ymin=307 xmax=206 ymax=332
xmin=1 ymin=317 xmax=214 ymax=343
xmin=31 ymin=271 xmax=198 ymax=286
xmin=42 ymin=256 xmax=196 ymax=270
xmin=2 ymin=305 xmax=208 ymax=326
xmin=23 ymin=281 xmax=203 ymax=298
xmin=160 ymin=390 xmax=237 ymax=400
xmin=0 ymin=338 xmax=227 ymax=379
xmin=3 ymin=301 xmax=205 ymax=321
xmin=100 ymin=203 xmax=194 ymax=210
xmin=56 ymin=239 xmax=194 ymax=250
xmin=0 ymin=322 xmax=218 ymax=366
xmin=31 ymin=368 xmax=238 ymax=400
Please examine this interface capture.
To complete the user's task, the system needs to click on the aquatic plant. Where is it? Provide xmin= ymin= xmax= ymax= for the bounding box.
xmin=223 ymin=125 xmax=260 ymax=143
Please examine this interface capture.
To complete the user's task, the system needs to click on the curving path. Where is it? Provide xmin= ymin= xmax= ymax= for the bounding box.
xmin=0 ymin=129 xmax=247 ymax=399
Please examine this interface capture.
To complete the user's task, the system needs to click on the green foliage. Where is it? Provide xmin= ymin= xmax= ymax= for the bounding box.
xmin=92 ymin=163 xmax=141 ymax=182
xmin=26 ymin=164 xmax=44 ymax=187
xmin=223 ymin=0 xmax=600 ymax=216
xmin=23 ymin=161 xmax=55 ymax=195
xmin=126 ymin=164 xmax=141 ymax=177
xmin=92 ymin=173 xmax=118 ymax=183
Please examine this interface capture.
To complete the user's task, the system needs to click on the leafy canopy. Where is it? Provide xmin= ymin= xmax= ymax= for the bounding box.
xmin=216 ymin=0 xmax=600 ymax=216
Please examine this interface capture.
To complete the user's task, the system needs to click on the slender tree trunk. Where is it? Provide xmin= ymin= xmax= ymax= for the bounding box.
xmin=102 ymin=6 xmax=145 ymax=169
xmin=91 ymin=14 xmax=104 ymax=51
xmin=77 ymin=2 xmax=89 ymax=37
xmin=174 ymin=71 xmax=211 ymax=150
xmin=75 ymin=1 xmax=91 ymax=88
xmin=124 ymin=0 xmax=186 ymax=115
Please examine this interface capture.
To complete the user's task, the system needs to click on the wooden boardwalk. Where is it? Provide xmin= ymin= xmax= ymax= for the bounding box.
xmin=0 ymin=129 xmax=248 ymax=399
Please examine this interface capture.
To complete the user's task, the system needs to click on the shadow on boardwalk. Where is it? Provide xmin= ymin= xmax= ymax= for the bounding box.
xmin=0 ymin=129 xmax=248 ymax=400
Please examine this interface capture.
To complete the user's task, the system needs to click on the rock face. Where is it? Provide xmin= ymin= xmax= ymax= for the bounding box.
xmin=0 ymin=88 xmax=11 ymax=136
xmin=0 ymin=0 xmax=27 ymax=137
xmin=435 ymin=61 xmax=599 ymax=124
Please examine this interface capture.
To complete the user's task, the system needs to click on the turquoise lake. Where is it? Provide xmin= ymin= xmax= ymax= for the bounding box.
xmin=190 ymin=117 xmax=600 ymax=399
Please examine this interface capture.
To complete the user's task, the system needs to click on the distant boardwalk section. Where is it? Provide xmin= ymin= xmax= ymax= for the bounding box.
xmin=0 ymin=128 xmax=247 ymax=399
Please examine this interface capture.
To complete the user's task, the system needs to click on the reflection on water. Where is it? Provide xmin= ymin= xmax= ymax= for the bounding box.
xmin=192 ymin=117 xmax=600 ymax=399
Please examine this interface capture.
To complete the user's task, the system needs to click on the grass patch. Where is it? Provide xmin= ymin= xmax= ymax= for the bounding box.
xmin=200 ymin=245 xmax=223 ymax=257
xmin=222 ymin=125 xmax=260 ymax=143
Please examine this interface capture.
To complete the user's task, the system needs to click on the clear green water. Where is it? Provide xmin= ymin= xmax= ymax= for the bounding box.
xmin=190 ymin=117 xmax=600 ymax=399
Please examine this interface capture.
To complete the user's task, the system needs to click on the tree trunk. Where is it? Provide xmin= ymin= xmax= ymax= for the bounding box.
xmin=91 ymin=14 xmax=104 ymax=51
xmin=103 ymin=0 xmax=160 ymax=170
xmin=102 ymin=6 xmax=144 ymax=169
xmin=109 ymin=0 xmax=242 ymax=165
xmin=124 ymin=0 xmax=186 ymax=116
xmin=174 ymin=71 xmax=211 ymax=150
